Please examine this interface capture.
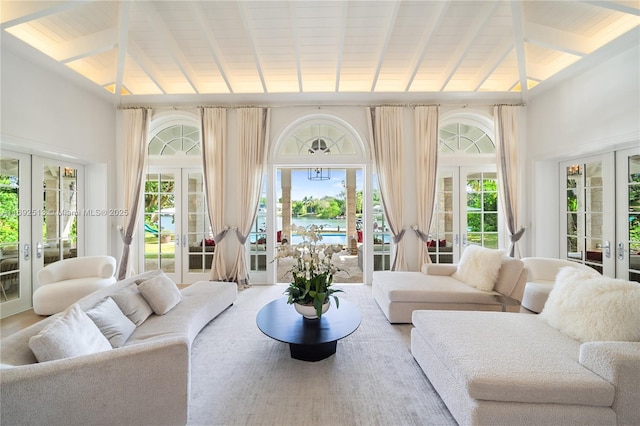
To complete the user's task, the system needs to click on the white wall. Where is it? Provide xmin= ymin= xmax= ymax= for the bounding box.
xmin=526 ymin=45 xmax=640 ymax=257
xmin=1 ymin=48 xmax=117 ymax=257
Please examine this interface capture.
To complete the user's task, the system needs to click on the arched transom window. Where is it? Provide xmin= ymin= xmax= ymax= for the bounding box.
xmin=279 ymin=120 xmax=358 ymax=157
xmin=439 ymin=122 xmax=494 ymax=154
xmin=148 ymin=124 xmax=201 ymax=156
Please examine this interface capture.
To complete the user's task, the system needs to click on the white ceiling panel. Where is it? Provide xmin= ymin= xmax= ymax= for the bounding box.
xmin=1 ymin=0 xmax=637 ymax=103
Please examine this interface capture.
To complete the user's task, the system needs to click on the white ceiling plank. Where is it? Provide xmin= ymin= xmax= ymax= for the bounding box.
xmin=404 ymin=1 xmax=449 ymax=92
xmin=53 ymin=28 xmax=118 ymax=63
xmin=581 ymin=0 xmax=640 ymax=16
xmin=289 ymin=2 xmax=303 ymax=92
xmin=335 ymin=2 xmax=348 ymax=92
xmin=439 ymin=1 xmax=501 ymax=91
xmin=237 ymin=2 xmax=267 ymax=93
xmin=370 ymin=2 xmax=401 ymax=92
xmin=473 ymin=40 xmax=514 ymax=91
xmin=525 ymin=22 xmax=592 ymax=56
xmin=188 ymin=2 xmax=233 ymax=94
xmin=127 ymin=39 xmax=168 ymax=95
xmin=0 ymin=1 xmax=90 ymax=29
xmin=510 ymin=0 xmax=528 ymax=100
xmin=138 ymin=1 xmax=200 ymax=93
xmin=114 ymin=1 xmax=130 ymax=100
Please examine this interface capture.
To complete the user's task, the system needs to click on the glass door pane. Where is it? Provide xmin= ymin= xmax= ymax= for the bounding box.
xmin=563 ymin=161 xmax=604 ymax=272
xmin=429 ymin=169 xmax=456 ymax=264
xmin=185 ymin=171 xmax=213 ymax=281
xmin=617 ymin=149 xmax=640 ymax=282
xmin=465 ymin=171 xmax=499 ymax=249
xmin=372 ymin=174 xmax=391 ymax=271
xmin=144 ymin=172 xmax=178 ymax=279
xmin=42 ymin=165 xmax=79 ymax=266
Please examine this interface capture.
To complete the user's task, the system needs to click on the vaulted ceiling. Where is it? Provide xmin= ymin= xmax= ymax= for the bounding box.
xmin=2 ymin=1 xmax=638 ymax=105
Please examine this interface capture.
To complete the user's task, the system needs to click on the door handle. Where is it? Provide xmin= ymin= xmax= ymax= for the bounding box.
xmin=24 ymin=243 xmax=30 ymax=261
xmin=175 ymin=234 xmax=180 ymax=247
xmin=603 ymin=241 xmax=610 ymax=258
xmin=36 ymin=242 xmax=43 ymax=259
xmin=617 ymin=242 xmax=625 ymax=261
xmin=462 ymin=234 xmax=467 ymax=246
xmin=454 ymin=234 xmax=459 ymax=247
xmin=183 ymin=234 xmax=187 ymax=248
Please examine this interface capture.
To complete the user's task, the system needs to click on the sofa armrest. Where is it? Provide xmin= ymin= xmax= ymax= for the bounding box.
xmin=1 ymin=337 xmax=189 ymax=426
xmin=579 ymin=341 xmax=640 ymax=426
xmin=421 ymin=263 xmax=457 ymax=276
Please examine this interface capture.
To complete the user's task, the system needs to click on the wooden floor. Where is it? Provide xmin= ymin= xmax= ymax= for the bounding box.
xmin=0 ymin=309 xmax=45 ymax=338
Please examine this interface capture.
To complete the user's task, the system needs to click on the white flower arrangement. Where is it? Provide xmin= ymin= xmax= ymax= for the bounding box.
xmin=275 ymin=225 xmax=344 ymax=317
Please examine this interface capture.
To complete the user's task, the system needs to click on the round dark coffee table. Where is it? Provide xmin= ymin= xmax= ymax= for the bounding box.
xmin=256 ymin=297 xmax=361 ymax=362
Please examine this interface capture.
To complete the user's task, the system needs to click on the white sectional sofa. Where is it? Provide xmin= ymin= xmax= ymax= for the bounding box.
xmin=0 ymin=270 xmax=237 ymax=426
xmin=411 ymin=267 xmax=640 ymax=425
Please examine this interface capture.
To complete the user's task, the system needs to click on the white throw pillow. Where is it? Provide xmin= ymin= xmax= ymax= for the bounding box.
xmin=138 ymin=272 xmax=182 ymax=315
xmin=452 ymin=245 xmax=505 ymax=292
xmin=111 ymin=284 xmax=153 ymax=326
xmin=540 ymin=266 xmax=640 ymax=342
xmin=85 ymin=297 xmax=136 ymax=348
xmin=29 ymin=304 xmax=112 ymax=362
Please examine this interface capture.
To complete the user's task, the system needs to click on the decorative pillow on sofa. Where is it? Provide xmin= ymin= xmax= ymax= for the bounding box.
xmin=452 ymin=245 xmax=505 ymax=292
xmin=138 ymin=271 xmax=182 ymax=315
xmin=540 ymin=266 xmax=640 ymax=342
xmin=111 ymin=284 xmax=153 ymax=326
xmin=29 ymin=304 xmax=112 ymax=362
xmin=85 ymin=297 xmax=136 ymax=348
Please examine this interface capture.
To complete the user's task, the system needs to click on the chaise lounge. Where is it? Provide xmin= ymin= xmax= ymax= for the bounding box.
xmin=411 ymin=266 xmax=640 ymax=425
xmin=373 ymin=246 xmax=527 ymax=323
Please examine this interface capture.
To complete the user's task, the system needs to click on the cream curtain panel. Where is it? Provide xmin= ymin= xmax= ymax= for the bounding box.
xmin=368 ymin=106 xmax=407 ymax=271
xmin=200 ymin=107 xmax=230 ymax=281
xmin=494 ymin=105 xmax=525 ymax=257
xmin=230 ymin=108 xmax=270 ymax=288
xmin=414 ymin=106 xmax=439 ymax=265
xmin=117 ymin=109 xmax=150 ymax=280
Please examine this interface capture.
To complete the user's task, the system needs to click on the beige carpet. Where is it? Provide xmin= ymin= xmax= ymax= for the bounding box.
xmin=188 ymin=284 xmax=455 ymax=426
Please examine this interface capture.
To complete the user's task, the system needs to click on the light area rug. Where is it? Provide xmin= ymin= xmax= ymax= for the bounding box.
xmin=188 ymin=284 xmax=455 ymax=426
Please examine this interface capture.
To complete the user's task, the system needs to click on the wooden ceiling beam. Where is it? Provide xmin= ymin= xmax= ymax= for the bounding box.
xmin=510 ymin=0 xmax=528 ymax=101
xmin=404 ymin=1 xmax=449 ymax=92
xmin=237 ymin=1 xmax=267 ymax=93
xmin=139 ymin=1 xmax=201 ymax=93
xmin=53 ymin=28 xmax=117 ymax=63
xmin=439 ymin=1 xmax=501 ymax=91
xmin=188 ymin=2 xmax=233 ymax=94
xmin=114 ymin=1 xmax=130 ymax=101
xmin=370 ymin=1 xmax=400 ymax=92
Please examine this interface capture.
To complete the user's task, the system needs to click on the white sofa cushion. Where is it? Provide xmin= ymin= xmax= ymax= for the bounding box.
xmin=138 ymin=272 xmax=183 ymax=315
xmin=540 ymin=266 xmax=640 ymax=342
xmin=85 ymin=297 xmax=136 ymax=348
xmin=28 ymin=304 xmax=112 ymax=362
xmin=111 ymin=284 xmax=153 ymax=326
xmin=452 ymin=245 xmax=505 ymax=291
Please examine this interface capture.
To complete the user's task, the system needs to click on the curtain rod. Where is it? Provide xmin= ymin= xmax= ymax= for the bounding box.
xmin=116 ymin=102 xmax=525 ymax=110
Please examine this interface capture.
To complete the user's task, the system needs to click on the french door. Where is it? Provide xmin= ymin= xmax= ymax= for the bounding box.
xmin=141 ymin=169 xmax=212 ymax=284
xmin=429 ymin=166 xmax=499 ymax=264
xmin=560 ymin=147 xmax=639 ymax=281
xmin=0 ymin=152 xmax=32 ymax=317
xmin=0 ymin=152 xmax=83 ymax=318
xmin=616 ymin=147 xmax=640 ymax=282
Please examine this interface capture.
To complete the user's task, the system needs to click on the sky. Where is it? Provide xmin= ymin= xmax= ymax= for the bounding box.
xmin=276 ymin=168 xmax=363 ymax=201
